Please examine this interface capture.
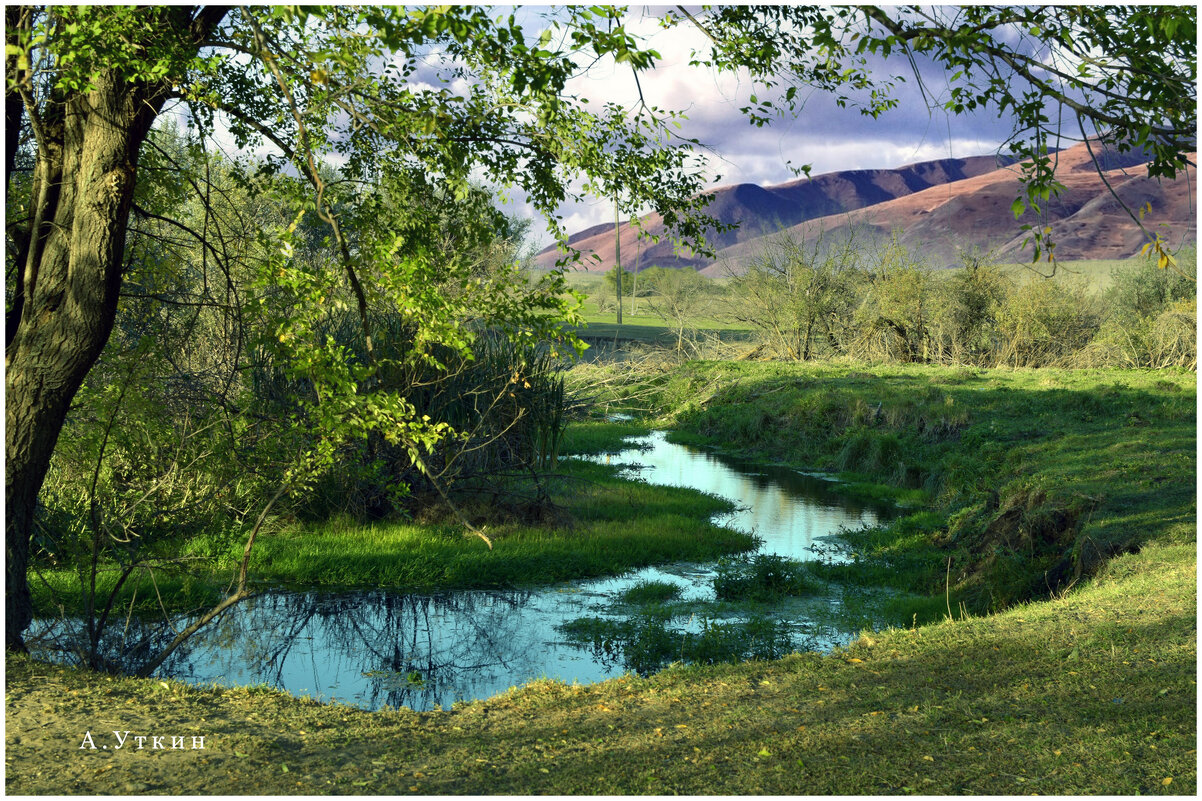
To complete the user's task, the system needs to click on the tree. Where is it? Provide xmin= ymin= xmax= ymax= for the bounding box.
xmin=603 ymin=266 xmax=637 ymax=298
xmin=728 ymin=231 xmax=864 ymax=360
xmin=676 ymin=5 xmax=1196 ymax=269
xmin=5 ymin=6 xmax=719 ymax=652
xmin=643 ymin=267 xmax=713 ymax=353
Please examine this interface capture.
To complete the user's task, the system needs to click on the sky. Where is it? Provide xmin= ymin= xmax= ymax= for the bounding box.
xmin=171 ymin=5 xmax=1028 ymax=252
xmin=506 ymin=6 xmax=1024 ymax=250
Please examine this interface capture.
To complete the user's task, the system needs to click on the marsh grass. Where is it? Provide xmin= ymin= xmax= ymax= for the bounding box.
xmin=618 ymin=580 xmax=683 ymax=605
xmin=30 ymin=456 xmax=753 ymax=615
xmin=712 ymin=553 xmax=823 ymax=602
xmin=558 ymin=419 xmax=651 ymax=454
xmin=559 ymin=609 xmax=796 ymax=676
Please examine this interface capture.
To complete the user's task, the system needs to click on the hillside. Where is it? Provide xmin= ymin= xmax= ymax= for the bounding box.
xmin=535 ymin=154 xmax=1009 ymax=272
xmin=538 ymin=142 xmax=1195 ymax=274
xmin=707 ymin=141 xmax=1197 ymax=274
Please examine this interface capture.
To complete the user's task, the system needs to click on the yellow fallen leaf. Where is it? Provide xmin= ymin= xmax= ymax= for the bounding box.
xmin=1053 ymin=750 xmax=1061 ymax=756
xmin=1162 ymin=778 xmax=1172 ymax=786
xmin=923 ymin=756 xmax=934 ymax=762
xmin=847 ymin=658 xmax=863 ymax=663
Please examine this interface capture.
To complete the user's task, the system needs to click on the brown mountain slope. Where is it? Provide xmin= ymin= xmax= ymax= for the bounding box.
xmin=535 ymin=154 xmax=1009 ymax=272
xmin=705 ymin=141 xmax=1196 ymax=274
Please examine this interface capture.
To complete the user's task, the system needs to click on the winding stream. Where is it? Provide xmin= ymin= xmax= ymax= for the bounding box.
xmin=30 ymin=432 xmax=893 ymax=712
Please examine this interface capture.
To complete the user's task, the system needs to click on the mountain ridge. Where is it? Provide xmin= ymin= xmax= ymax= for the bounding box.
xmin=536 ymin=143 xmax=1195 ymax=274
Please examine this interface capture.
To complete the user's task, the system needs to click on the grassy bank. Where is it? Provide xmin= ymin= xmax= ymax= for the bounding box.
xmin=575 ymin=360 xmax=1195 ymax=612
xmin=7 ymin=539 xmax=1193 ymax=794
xmin=29 ymin=428 xmax=746 ymax=617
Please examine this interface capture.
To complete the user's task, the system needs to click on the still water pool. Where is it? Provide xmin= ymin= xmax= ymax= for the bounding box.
xmin=31 ymin=432 xmax=892 ymax=711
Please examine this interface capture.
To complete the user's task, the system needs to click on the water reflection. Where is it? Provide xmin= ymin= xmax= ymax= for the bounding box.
xmin=594 ymin=431 xmax=891 ymax=559
xmin=30 ymin=431 xmax=893 ymax=711
xmin=32 ymin=588 xmax=633 ymax=712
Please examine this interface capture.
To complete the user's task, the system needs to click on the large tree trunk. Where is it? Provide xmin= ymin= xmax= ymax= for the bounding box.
xmin=5 ymin=71 xmax=163 ymax=651
xmin=5 ymin=6 xmax=228 ymax=653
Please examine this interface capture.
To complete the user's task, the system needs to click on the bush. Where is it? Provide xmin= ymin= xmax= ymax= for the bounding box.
xmin=1085 ymin=256 xmax=1197 ymax=368
xmin=995 ymin=277 xmax=1101 ymax=367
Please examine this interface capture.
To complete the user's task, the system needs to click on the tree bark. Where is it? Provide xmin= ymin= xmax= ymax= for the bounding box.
xmin=6 ymin=71 xmax=159 ymax=651
xmin=5 ymin=6 xmax=229 ymax=652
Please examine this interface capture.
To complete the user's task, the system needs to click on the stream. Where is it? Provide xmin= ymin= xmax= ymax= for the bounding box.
xmin=29 ymin=431 xmax=894 ymax=712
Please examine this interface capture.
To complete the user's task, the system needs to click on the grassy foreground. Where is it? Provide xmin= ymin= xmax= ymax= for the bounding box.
xmin=8 ymin=361 xmax=1196 ymax=794
xmin=5 ymin=540 xmax=1193 ymax=794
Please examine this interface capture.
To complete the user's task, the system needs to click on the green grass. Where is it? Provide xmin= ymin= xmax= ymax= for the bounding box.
xmin=994 ymin=257 xmax=1154 ymax=289
xmin=246 ymin=462 xmax=752 ymax=591
xmin=572 ymin=319 xmax=754 ymax=346
xmin=560 ymin=269 xmax=753 ymax=344
xmin=30 ymin=565 xmax=228 ymax=621
xmin=558 ymin=418 xmax=651 ymax=454
xmin=581 ymin=360 xmax=1195 ymax=612
xmin=558 ymin=609 xmax=795 ymax=676
xmin=30 ymin=456 xmax=753 ymax=615
xmin=617 ymin=579 xmax=683 ymax=605
xmin=712 ymin=553 xmax=823 ymax=602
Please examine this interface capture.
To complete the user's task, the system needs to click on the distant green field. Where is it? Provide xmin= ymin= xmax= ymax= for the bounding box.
xmin=559 ymin=269 xmax=752 ymax=344
xmin=992 ymin=257 xmax=1158 ymax=289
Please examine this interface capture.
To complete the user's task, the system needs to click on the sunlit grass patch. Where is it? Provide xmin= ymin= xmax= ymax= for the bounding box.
xmin=559 ymin=419 xmax=651 ymax=455
xmin=618 ymin=580 xmax=683 ymax=605
xmin=633 ymin=361 xmax=1194 ymax=612
xmin=32 ymin=456 xmax=754 ymax=615
xmin=238 ymin=459 xmax=752 ymax=592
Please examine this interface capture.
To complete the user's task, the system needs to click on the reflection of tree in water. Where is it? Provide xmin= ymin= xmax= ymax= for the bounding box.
xmin=26 ymin=612 xmax=203 ymax=678
xmin=167 ymin=590 xmax=541 ymax=710
xmin=28 ymin=589 xmax=549 ymax=711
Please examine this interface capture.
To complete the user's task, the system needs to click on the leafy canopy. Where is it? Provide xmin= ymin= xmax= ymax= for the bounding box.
xmin=673 ymin=5 xmax=1196 ymax=266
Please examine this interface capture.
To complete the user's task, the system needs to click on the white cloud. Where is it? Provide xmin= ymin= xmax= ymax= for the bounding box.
xmin=507 ymin=7 xmax=1022 ymax=250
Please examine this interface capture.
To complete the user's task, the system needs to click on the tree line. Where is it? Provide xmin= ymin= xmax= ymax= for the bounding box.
xmin=588 ymin=234 xmax=1196 ymax=370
